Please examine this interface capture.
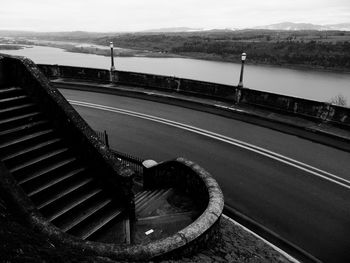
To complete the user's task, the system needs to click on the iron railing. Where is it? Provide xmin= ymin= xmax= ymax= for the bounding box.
xmin=96 ymin=130 xmax=144 ymax=176
xmin=95 ymin=130 xmax=110 ymax=148
xmin=110 ymin=149 xmax=144 ymax=176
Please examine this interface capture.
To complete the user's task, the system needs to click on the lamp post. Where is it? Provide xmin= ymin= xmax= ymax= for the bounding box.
xmin=237 ymin=52 xmax=246 ymax=88
xmin=110 ymin=42 xmax=115 ymax=71
xmin=110 ymin=42 xmax=115 ymax=82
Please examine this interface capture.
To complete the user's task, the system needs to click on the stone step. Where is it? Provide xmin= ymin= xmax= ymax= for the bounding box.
xmin=136 ymin=189 xmax=172 ymax=216
xmin=137 ymin=211 xmax=198 ymax=224
xmin=60 ymin=198 xmax=112 ymax=232
xmin=18 ymin=157 xmax=76 ymax=184
xmin=0 ymin=103 xmax=35 ymax=117
xmin=135 ymin=190 xmax=151 ymax=200
xmin=36 ymin=177 xmax=94 ymax=210
xmin=0 ymin=120 xmax=49 ymax=138
xmin=0 ymin=129 xmax=54 ymax=149
xmin=136 ymin=189 xmax=166 ymax=210
xmin=27 ymin=167 xmax=85 ymax=197
xmin=46 ymin=188 xmax=102 ymax=221
xmin=0 ymin=112 xmax=42 ymax=130
xmin=2 ymin=137 xmax=61 ymax=162
xmin=0 ymin=95 xmax=28 ymax=109
xmin=77 ymin=206 xmax=124 ymax=240
xmin=0 ymin=87 xmax=23 ymax=96
xmin=135 ymin=190 xmax=162 ymax=207
xmin=9 ymin=148 xmax=69 ymax=173
xmin=0 ymin=93 xmax=28 ymax=103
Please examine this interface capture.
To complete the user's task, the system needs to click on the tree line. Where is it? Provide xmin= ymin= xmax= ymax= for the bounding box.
xmin=38 ymin=29 xmax=350 ymax=71
xmin=92 ymin=30 xmax=350 ymax=71
xmin=171 ymin=40 xmax=350 ymax=69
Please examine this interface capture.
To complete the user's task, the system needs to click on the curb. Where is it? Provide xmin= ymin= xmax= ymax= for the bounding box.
xmin=223 ymin=206 xmax=322 ymax=263
xmin=222 ymin=214 xmax=301 ymax=263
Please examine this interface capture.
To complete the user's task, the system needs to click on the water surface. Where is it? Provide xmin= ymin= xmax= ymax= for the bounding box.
xmin=1 ymin=45 xmax=350 ymax=103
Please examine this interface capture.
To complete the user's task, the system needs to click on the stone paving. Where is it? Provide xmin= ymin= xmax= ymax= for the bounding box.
xmin=156 ymin=216 xmax=293 ymax=263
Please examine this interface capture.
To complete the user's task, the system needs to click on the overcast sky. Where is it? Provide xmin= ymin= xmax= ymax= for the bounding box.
xmin=1 ymin=0 xmax=349 ymax=32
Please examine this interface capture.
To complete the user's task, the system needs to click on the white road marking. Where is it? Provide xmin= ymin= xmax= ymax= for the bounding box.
xmin=69 ymin=99 xmax=350 ymax=190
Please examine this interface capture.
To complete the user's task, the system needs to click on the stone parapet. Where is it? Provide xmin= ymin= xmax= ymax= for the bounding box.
xmin=38 ymin=64 xmax=350 ymax=130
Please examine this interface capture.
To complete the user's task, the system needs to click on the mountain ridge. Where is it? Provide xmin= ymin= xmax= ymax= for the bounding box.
xmin=1 ymin=22 xmax=350 ymax=35
xmin=253 ymin=22 xmax=350 ymax=31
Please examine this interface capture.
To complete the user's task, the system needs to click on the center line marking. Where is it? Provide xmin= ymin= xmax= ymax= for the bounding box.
xmin=69 ymin=99 xmax=350 ymax=190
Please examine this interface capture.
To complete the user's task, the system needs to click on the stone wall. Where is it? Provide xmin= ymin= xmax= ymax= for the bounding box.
xmin=0 ymin=55 xmax=5 ymax=86
xmin=38 ymin=64 xmax=350 ymax=129
xmin=39 ymin=64 xmax=111 ymax=82
xmin=143 ymin=157 xmax=224 ymax=259
xmin=241 ymin=89 xmax=350 ymax=126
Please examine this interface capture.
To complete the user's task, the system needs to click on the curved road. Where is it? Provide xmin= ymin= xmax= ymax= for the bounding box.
xmin=60 ymin=88 xmax=350 ymax=263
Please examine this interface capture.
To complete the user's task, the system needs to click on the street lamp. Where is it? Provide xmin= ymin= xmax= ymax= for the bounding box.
xmin=237 ymin=52 xmax=246 ymax=88
xmin=109 ymin=42 xmax=115 ymax=82
xmin=110 ymin=41 xmax=115 ymax=71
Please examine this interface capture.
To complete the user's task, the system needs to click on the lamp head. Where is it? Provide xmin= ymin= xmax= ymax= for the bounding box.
xmin=110 ymin=42 xmax=114 ymax=48
xmin=241 ymin=52 xmax=247 ymax=61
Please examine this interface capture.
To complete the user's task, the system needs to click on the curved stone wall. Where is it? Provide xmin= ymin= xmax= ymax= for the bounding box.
xmin=0 ymin=156 xmax=224 ymax=261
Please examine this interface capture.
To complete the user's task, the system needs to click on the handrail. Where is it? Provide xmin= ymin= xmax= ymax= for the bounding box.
xmin=95 ymin=129 xmax=144 ymax=176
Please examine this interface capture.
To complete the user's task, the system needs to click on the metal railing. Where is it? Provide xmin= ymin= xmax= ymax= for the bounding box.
xmin=95 ymin=130 xmax=144 ymax=176
xmin=95 ymin=130 xmax=110 ymax=148
xmin=110 ymin=149 xmax=144 ymax=176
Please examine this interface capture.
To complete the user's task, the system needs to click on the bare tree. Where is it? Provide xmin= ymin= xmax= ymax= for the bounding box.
xmin=329 ymin=94 xmax=347 ymax=107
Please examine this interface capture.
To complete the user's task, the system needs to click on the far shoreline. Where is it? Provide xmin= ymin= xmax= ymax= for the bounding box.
xmin=60 ymin=43 xmax=350 ymax=75
xmin=2 ymin=41 xmax=350 ymax=75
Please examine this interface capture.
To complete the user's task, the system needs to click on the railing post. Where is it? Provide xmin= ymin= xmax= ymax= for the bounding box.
xmin=175 ymin=77 xmax=181 ymax=92
xmin=235 ymin=87 xmax=242 ymax=104
xmin=104 ymin=130 xmax=110 ymax=148
xmin=142 ymin=160 xmax=158 ymax=189
xmin=53 ymin=64 xmax=61 ymax=78
xmin=237 ymin=52 xmax=247 ymax=88
xmin=110 ymin=42 xmax=115 ymax=83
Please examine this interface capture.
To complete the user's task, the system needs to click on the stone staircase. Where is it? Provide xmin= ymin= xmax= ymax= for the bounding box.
xmin=0 ymin=85 xmax=200 ymax=246
xmin=133 ymin=188 xmax=200 ymax=244
xmin=0 ymin=54 xmax=222 ymax=261
xmin=0 ymin=85 xmax=129 ymax=243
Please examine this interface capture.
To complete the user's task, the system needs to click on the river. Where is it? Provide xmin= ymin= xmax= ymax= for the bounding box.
xmin=1 ymin=45 xmax=350 ymax=104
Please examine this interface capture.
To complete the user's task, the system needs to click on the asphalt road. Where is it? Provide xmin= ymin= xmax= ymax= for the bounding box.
xmin=60 ymin=88 xmax=350 ymax=263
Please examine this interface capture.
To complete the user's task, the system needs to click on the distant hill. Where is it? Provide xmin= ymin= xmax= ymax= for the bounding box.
xmin=141 ymin=27 xmax=204 ymax=33
xmin=0 ymin=30 xmax=38 ymax=37
xmin=0 ymin=30 xmax=101 ymax=37
xmin=1 ymin=22 xmax=350 ymax=39
xmin=253 ymin=22 xmax=350 ymax=31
